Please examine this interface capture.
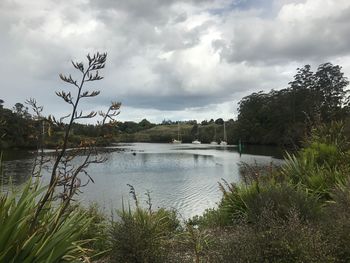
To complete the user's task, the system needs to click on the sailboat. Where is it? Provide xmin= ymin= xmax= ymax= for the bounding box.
xmin=210 ymin=125 xmax=218 ymax=145
xmin=192 ymin=124 xmax=201 ymax=144
xmin=220 ymin=122 xmax=227 ymax=146
xmin=192 ymin=139 xmax=201 ymax=144
xmin=172 ymin=123 xmax=182 ymax=144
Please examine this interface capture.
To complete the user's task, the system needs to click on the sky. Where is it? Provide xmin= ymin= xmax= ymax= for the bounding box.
xmin=1 ymin=0 xmax=350 ymax=123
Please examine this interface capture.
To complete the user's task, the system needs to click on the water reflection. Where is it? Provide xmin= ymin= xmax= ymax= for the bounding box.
xmin=1 ymin=143 xmax=282 ymax=218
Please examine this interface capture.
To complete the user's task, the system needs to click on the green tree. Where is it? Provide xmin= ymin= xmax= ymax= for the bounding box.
xmin=313 ymin=63 xmax=349 ymax=122
xmin=235 ymin=63 xmax=349 ymax=146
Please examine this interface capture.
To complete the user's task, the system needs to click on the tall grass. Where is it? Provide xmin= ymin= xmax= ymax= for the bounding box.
xmin=110 ymin=196 xmax=180 ymax=263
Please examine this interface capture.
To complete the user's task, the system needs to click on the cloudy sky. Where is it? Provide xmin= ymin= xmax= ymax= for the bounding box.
xmin=1 ymin=0 xmax=350 ymax=123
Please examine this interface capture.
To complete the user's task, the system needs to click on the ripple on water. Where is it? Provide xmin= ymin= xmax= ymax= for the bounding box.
xmin=2 ymin=143 xmax=283 ymax=218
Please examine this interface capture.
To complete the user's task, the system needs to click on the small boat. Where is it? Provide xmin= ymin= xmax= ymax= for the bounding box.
xmin=172 ymin=123 xmax=182 ymax=144
xmin=220 ymin=141 xmax=227 ymax=146
xmin=220 ymin=122 xmax=228 ymax=146
xmin=192 ymin=124 xmax=201 ymax=144
xmin=210 ymin=125 xmax=218 ymax=145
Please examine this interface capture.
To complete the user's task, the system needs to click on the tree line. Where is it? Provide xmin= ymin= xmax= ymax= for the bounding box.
xmin=235 ymin=63 xmax=350 ymax=146
xmin=1 ymin=62 xmax=349 ymax=149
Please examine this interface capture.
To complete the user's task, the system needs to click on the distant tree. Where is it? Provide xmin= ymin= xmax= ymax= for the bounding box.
xmin=201 ymin=120 xmax=208 ymax=125
xmin=13 ymin=102 xmax=30 ymax=118
xmin=187 ymin=120 xmax=197 ymax=125
xmin=0 ymin=99 xmax=4 ymax=109
xmin=215 ymin=118 xmax=224 ymax=125
xmin=139 ymin=118 xmax=154 ymax=130
xmin=119 ymin=121 xmax=140 ymax=133
xmin=191 ymin=123 xmax=198 ymax=137
xmin=162 ymin=119 xmax=173 ymax=125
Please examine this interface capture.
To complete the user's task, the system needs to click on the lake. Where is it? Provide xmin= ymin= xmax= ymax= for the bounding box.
xmin=1 ymin=143 xmax=283 ymax=218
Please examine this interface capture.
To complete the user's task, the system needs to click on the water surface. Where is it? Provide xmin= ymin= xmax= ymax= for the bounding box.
xmin=1 ymin=143 xmax=283 ymax=218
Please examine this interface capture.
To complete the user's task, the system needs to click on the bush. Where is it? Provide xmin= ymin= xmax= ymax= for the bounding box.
xmin=209 ymin=209 xmax=331 ymax=263
xmin=282 ymin=151 xmax=349 ymax=199
xmin=320 ymin=183 xmax=350 ymax=262
xmin=208 ymin=179 xmax=321 ymax=226
xmin=245 ymin=183 xmax=321 ymax=224
xmin=110 ymin=205 xmax=179 ymax=263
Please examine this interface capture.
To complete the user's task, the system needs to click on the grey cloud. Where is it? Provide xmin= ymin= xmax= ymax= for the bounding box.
xmin=217 ymin=4 xmax=350 ymax=64
xmin=90 ymin=0 xmax=210 ymax=24
xmin=1 ymin=0 xmax=350 ymax=122
xmin=119 ymin=94 xmax=226 ymax=111
xmin=97 ymin=55 xmax=288 ymax=111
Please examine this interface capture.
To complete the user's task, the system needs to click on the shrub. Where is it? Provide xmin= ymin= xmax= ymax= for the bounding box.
xmin=191 ymin=207 xmax=228 ymax=228
xmin=110 ymin=205 xmax=179 ymax=263
xmin=245 ymin=183 xmax=321 ymax=224
xmin=210 ymin=179 xmax=321 ymax=226
xmin=320 ymin=183 xmax=350 ymax=262
xmin=282 ymin=151 xmax=349 ymax=199
xmin=210 ymin=209 xmax=331 ymax=263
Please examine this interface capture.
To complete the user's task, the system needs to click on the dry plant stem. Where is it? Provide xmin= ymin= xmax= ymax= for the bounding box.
xmin=99 ymin=102 xmax=121 ymax=125
xmin=33 ymin=53 xmax=107 ymax=223
xmin=26 ymin=99 xmax=47 ymax=178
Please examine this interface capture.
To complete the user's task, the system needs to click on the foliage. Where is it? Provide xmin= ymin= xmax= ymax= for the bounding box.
xmin=210 ymin=210 xmax=331 ymax=263
xmin=320 ymin=182 xmax=350 ymax=262
xmin=281 ymin=122 xmax=350 ymax=198
xmin=0 ymin=180 xmax=91 ymax=262
xmin=77 ymin=203 xmax=111 ymax=259
xmin=211 ymin=181 xmax=320 ymax=226
xmin=236 ymin=63 xmax=349 ymax=146
xmin=0 ymin=106 xmax=38 ymax=149
xmin=110 ymin=204 xmax=179 ymax=263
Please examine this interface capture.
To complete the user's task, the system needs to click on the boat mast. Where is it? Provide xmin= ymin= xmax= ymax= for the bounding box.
xmin=223 ymin=122 xmax=227 ymax=141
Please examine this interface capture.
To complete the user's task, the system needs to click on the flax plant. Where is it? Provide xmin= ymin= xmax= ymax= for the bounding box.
xmin=0 ymin=180 xmax=91 ymax=262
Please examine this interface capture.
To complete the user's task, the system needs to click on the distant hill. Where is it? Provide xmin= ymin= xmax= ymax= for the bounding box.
xmin=115 ymin=122 xmax=237 ymax=144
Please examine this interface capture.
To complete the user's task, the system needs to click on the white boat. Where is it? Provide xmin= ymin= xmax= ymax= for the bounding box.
xmin=220 ymin=122 xmax=228 ymax=146
xmin=210 ymin=125 xmax=218 ymax=145
xmin=172 ymin=123 xmax=182 ymax=144
xmin=192 ymin=124 xmax=201 ymax=144
xmin=220 ymin=141 xmax=227 ymax=146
